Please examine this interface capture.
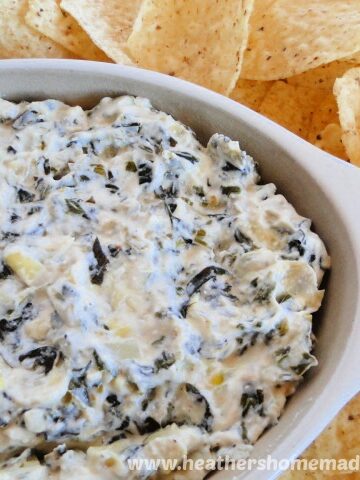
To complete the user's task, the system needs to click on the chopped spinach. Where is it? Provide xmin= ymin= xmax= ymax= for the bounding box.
xmin=17 ymin=188 xmax=35 ymax=203
xmin=234 ymin=229 xmax=254 ymax=251
xmin=13 ymin=110 xmax=44 ymax=129
xmin=221 ymin=186 xmax=241 ymax=196
xmin=65 ymin=199 xmax=90 ymax=220
xmin=90 ymin=238 xmax=109 ymax=285
xmin=174 ymin=151 xmax=199 ymax=164
xmin=69 ymin=369 xmax=90 ymax=405
xmin=136 ymin=416 xmax=160 ymax=435
xmin=19 ymin=346 xmax=58 ymax=375
xmin=154 ymin=351 xmax=176 ymax=372
xmin=222 ymin=161 xmax=240 ymax=172
xmin=0 ymin=263 xmax=12 ymax=280
xmin=106 ymin=394 xmax=121 ymax=407
xmin=0 ymin=302 xmax=33 ymax=339
xmin=126 ymin=161 xmax=137 ymax=172
xmin=241 ymin=385 xmax=264 ymax=417
xmin=108 ymin=244 xmax=122 ymax=258
xmin=185 ymin=383 xmax=213 ymax=432
xmin=180 ymin=266 xmax=227 ymax=317
xmin=186 ymin=266 xmax=227 ymax=297
xmin=93 ymin=349 xmax=106 ymax=371
xmin=138 ymin=163 xmax=153 ymax=185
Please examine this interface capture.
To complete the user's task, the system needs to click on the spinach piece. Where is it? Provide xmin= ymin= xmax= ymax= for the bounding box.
xmin=69 ymin=369 xmax=90 ymax=405
xmin=141 ymin=387 xmax=157 ymax=411
xmin=221 ymin=186 xmax=241 ymax=196
xmin=138 ymin=163 xmax=153 ymax=185
xmin=114 ymin=122 xmax=141 ymax=133
xmin=288 ymin=239 xmax=305 ymax=256
xmin=105 ymin=183 xmax=119 ymax=193
xmin=180 ymin=266 xmax=227 ymax=317
xmin=93 ymin=349 xmax=106 ymax=370
xmin=193 ymin=185 xmax=205 ymax=197
xmin=234 ymin=229 xmax=254 ymax=252
xmin=222 ymin=161 xmax=240 ymax=172
xmin=288 ymin=230 xmax=306 ymax=257
xmin=136 ymin=416 xmax=161 ymax=435
xmin=108 ymin=244 xmax=122 ymax=258
xmin=254 ymin=284 xmax=274 ymax=303
xmin=185 ymin=383 xmax=213 ymax=432
xmin=0 ymin=263 xmax=12 ymax=280
xmin=106 ymin=394 xmax=121 ymax=407
xmin=0 ymin=302 xmax=33 ymax=339
xmin=90 ymin=237 xmax=109 ymax=285
xmin=42 ymin=157 xmax=50 ymax=175
xmin=17 ymin=188 xmax=35 ymax=203
xmin=53 ymin=164 xmax=70 ymax=180
xmin=19 ymin=346 xmax=58 ymax=375
xmin=126 ymin=161 xmax=137 ymax=172
xmin=13 ymin=110 xmax=44 ymax=129
xmin=241 ymin=385 xmax=264 ymax=418
xmin=186 ymin=266 xmax=227 ymax=297
xmin=65 ymin=199 xmax=90 ymax=220
xmin=174 ymin=151 xmax=199 ymax=164
xmin=154 ymin=351 xmax=176 ymax=372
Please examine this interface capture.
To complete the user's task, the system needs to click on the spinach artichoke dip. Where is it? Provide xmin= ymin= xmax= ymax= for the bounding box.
xmin=0 ymin=95 xmax=330 ymax=479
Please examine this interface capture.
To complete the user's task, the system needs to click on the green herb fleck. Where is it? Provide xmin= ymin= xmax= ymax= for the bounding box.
xmin=126 ymin=161 xmax=137 ymax=172
xmin=154 ymin=351 xmax=176 ymax=372
xmin=221 ymin=186 xmax=241 ymax=196
xmin=65 ymin=199 xmax=89 ymax=219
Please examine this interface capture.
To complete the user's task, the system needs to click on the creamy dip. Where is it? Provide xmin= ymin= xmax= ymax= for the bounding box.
xmin=0 ymin=96 xmax=330 ymax=479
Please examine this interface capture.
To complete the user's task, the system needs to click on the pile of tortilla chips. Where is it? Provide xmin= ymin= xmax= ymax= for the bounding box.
xmin=280 ymin=393 xmax=360 ymax=480
xmin=0 ymin=2 xmax=359 ymax=474
xmin=1 ymin=1 xmax=360 ymax=166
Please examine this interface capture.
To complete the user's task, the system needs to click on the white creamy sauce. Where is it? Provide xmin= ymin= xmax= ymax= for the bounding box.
xmin=0 ymin=96 xmax=330 ymax=479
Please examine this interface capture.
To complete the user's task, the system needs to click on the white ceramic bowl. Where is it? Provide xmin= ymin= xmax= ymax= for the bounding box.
xmin=0 ymin=59 xmax=359 ymax=480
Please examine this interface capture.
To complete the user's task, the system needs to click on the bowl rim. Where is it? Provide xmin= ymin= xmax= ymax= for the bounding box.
xmin=0 ymin=58 xmax=359 ymax=480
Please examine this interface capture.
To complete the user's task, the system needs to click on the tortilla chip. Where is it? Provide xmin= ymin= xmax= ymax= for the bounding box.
xmin=242 ymin=1 xmax=360 ymax=80
xmin=25 ymin=0 xmax=109 ymax=61
xmin=230 ymin=79 xmax=273 ymax=112
xmin=259 ymin=81 xmax=322 ymax=139
xmin=0 ymin=0 xmax=74 ymax=58
xmin=334 ymin=67 xmax=360 ymax=166
xmin=314 ymin=123 xmax=348 ymax=161
xmin=307 ymin=94 xmax=339 ymax=144
xmin=60 ymin=0 xmax=141 ymax=64
xmin=287 ymin=61 xmax=357 ymax=93
xmin=281 ymin=393 xmax=360 ymax=479
xmin=127 ymin=0 xmax=255 ymax=95
xmin=342 ymin=51 xmax=360 ymax=64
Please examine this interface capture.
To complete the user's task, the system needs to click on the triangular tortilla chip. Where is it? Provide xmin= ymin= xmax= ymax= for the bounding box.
xmin=26 ymin=0 xmax=109 ymax=61
xmin=230 ymin=79 xmax=273 ymax=112
xmin=287 ymin=61 xmax=357 ymax=93
xmin=127 ymin=0 xmax=255 ymax=95
xmin=308 ymin=94 xmax=339 ymax=144
xmin=314 ymin=123 xmax=348 ymax=161
xmin=280 ymin=393 xmax=360 ymax=480
xmin=259 ymin=81 xmax=322 ymax=139
xmin=60 ymin=0 xmax=142 ymax=64
xmin=242 ymin=0 xmax=360 ymax=80
xmin=0 ymin=0 xmax=74 ymax=58
xmin=334 ymin=67 xmax=360 ymax=166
